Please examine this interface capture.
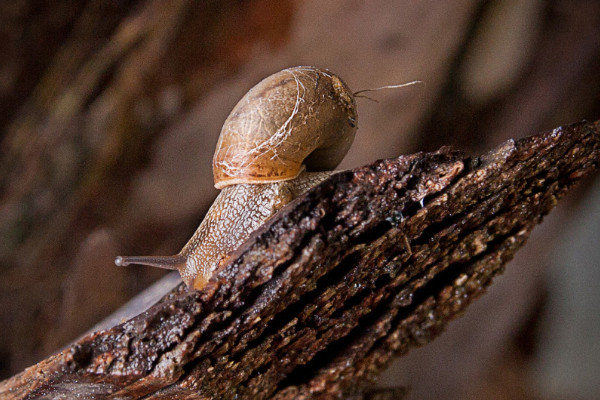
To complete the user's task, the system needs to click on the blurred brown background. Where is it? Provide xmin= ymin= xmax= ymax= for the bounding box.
xmin=1 ymin=1 xmax=599 ymax=399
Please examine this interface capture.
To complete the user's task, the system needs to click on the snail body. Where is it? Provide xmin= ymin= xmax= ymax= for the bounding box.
xmin=116 ymin=66 xmax=358 ymax=289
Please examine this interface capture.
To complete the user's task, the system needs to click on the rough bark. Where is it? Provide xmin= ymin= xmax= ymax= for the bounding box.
xmin=1 ymin=120 xmax=598 ymax=399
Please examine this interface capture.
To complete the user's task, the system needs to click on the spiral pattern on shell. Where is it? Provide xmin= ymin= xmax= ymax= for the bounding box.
xmin=213 ymin=66 xmax=357 ymax=189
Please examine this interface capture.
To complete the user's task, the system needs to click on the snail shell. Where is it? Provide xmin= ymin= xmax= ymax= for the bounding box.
xmin=116 ymin=66 xmax=357 ymax=289
xmin=213 ymin=66 xmax=357 ymax=188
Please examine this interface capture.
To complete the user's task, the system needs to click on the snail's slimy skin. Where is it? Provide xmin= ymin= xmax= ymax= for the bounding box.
xmin=181 ymin=171 xmax=332 ymax=289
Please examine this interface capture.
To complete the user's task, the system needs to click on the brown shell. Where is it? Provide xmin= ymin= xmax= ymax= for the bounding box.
xmin=213 ymin=66 xmax=357 ymax=189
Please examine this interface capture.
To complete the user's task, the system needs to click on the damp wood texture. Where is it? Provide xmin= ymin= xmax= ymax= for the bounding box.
xmin=1 ymin=120 xmax=599 ymax=399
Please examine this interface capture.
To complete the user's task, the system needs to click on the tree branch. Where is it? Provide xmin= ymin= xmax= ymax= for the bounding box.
xmin=1 ymin=120 xmax=599 ymax=399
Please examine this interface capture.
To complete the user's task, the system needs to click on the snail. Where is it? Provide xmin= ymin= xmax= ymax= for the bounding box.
xmin=115 ymin=66 xmax=358 ymax=289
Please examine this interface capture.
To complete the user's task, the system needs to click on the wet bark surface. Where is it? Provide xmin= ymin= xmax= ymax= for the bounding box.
xmin=1 ymin=120 xmax=598 ymax=399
